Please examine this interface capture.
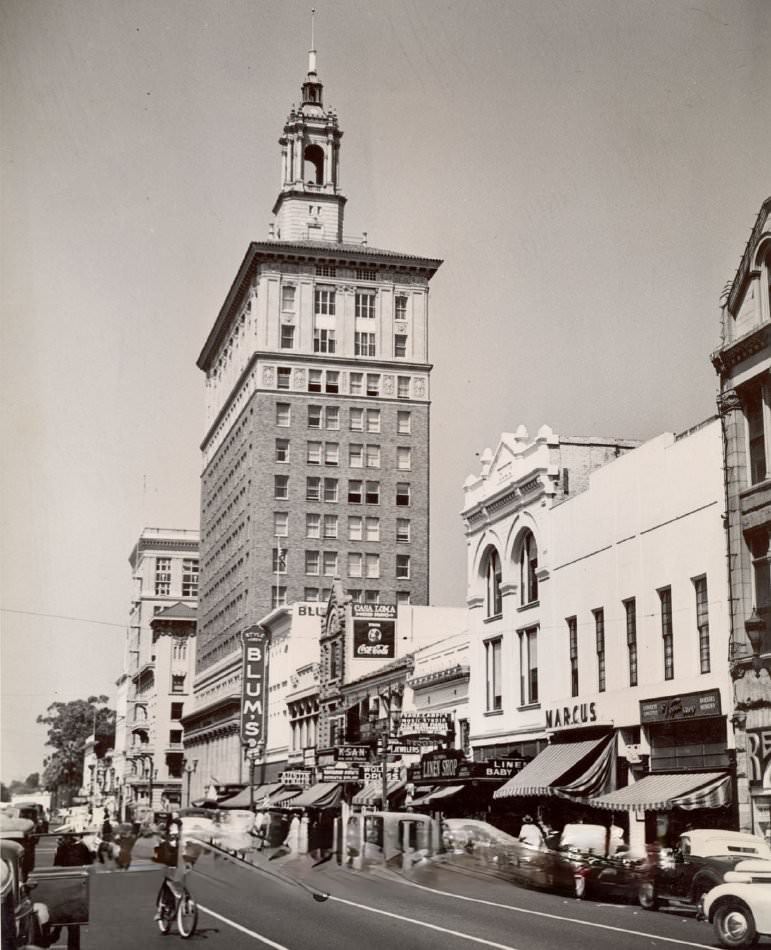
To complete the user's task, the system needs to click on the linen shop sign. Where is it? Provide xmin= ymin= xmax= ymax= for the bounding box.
xmin=240 ymin=625 xmax=268 ymax=750
xmin=352 ymin=604 xmax=396 ymax=658
xmin=639 ymin=689 xmax=721 ymax=725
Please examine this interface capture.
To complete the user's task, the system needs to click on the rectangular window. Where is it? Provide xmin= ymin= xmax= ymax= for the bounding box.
xmin=271 ymin=586 xmax=287 ymax=608
xmin=170 ymin=702 xmax=184 ymax=720
xmin=365 ymin=517 xmax=380 ymax=541
xmin=365 ymin=480 xmax=380 ymax=504
xmin=694 ymin=575 xmax=711 ymax=674
xmin=181 ymin=559 xmax=198 ymax=598
xmin=396 ymin=518 xmax=410 ymax=543
xmin=349 ymin=516 xmax=362 ymax=541
xmin=306 ymin=513 xmax=320 ymax=538
xmin=349 ymin=552 xmax=363 ymax=577
xmin=355 ymin=292 xmax=376 ymax=319
xmin=348 ymin=588 xmax=363 ymax=604
xmin=395 ymin=295 xmax=408 ymax=320
xmin=275 ymin=438 xmax=290 ymax=462
xmin=169 ymin=729 xmax=183 ymax=746
xmin=276 ymin=403 xmax=290 ymax=426
xmin=322 ymin=551 xmax=338 ymax=576
xmin=394 ymin=335 xmax=408 ymax=358
xmin=365 ymin=553 xmax=380 ymax=579
xmin=314 ymin=287 xmax=335 ymax=316
xmin=307 ymin=441 xmax=322 ymax=464
xmin=308 ymin=405 xmax=322 ymax=428
xmin=519 ymin=627 xmax=539 ymax=706
xmin=325 ymin=406 xmax=339 ymax=429
xmin=567 ymin=616 xmax=578 ymax=698
xmin=281 ymin=285 xmax=296 ymax=311
xmin=304 ymin=587 xmax=320 ymax=602
xmin=355 ymin=332 xmax=376 ymax=357
xmin=397 ymin=446 xmax=411 ymax=470
xmin=660 ymin=587 xmax=674 ymax=681
xmin=350 ymin=407 xmax=364 ymax=431
xmin=274 ymin=512 xmax=289 ymax=537
xmin=277 ymin=366 xmax=291 ymax=390
xmin=746 ymin=384 xmax=767 ymax=485
xmin=308 ymin=369 xmax=323 ymax=393
xmin=272 ymin=547 xmax=287 ymax=574
xmin=396 ymin=482 xmax=410 ymax=506
xmin=314 ymin=328 xmax=336 ymax=353
xmin=355 ymin=267 xmax=377 ymax=281
xmin=324 ymin=442 xmax=339 ymax=466
xmin=171 ymin=674 xmax=186 ymax=694
xmin=315 ymin=263 xmax=336 ymax=277
xmin=348 ymin=479 xmax=363 ymax=504
xmin=274 ymin=474 xmax=289 ymax=499
xmin=396 ymin=554 xmax=410 ymax=579
xmin=322 ymin=514 xmax=338 ymax=539
xmin=323 ymin=478 xmax=338 ymax=502
xmin=364 ymin=590 xmax=380 ymax=605
xmin=305 ymin=550 xmax=320 ymax=575
xmin=366 ymin=374 xmax=380 ymax=397
xmin=397 ymin=376 xmax=410 ymax=398
xmin=397 ymin=410 xmax=411 ymax=435
xmin=350 ymin=372 xmax=363 ymax=396
xmin=397 ymin=591 xmax=411 ymax=605
xmin=594 ymin=608 xmax=606 ymax=693
xmin=366 ymin=409 xmax=380 ymax=433
xmin=366 ymin=444 xmax=381 ymax=468
xmin=486 ymin=639 xmax=502 ymax=712
xmin=306 ymin=476 xmax=321 ymax=501
xmin=325 ymin=371 xmax=339 ymax=394
xmin=280 ymin=324 xmax=295 ymax=349
xmin=625 ymin=598 xmax=638 ymax=687
xmin=349 ymin=444 xmax=363 ymax=468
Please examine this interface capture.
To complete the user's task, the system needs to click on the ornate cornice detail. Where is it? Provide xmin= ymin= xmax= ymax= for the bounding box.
xmin=717 ymin=388 xmax=743 ymax=415
xmin=712 ymin=325 xmax=769 ymax=374
xmin=734 ymin=666 xmax=771 ymax=709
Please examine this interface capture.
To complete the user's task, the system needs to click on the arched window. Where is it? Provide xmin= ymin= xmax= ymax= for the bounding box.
xmin=304 ymin=144 xmax=324 ymax=184
xmin=485 ymin=548 xmax=502 ymax=618
xmin=519 ymin=530 xmax=539 ymax=605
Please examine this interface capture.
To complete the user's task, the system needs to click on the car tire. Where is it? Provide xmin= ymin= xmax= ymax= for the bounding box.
xmin=713 ymin=899 xmax=759 ymax=948
xmin=638 ymin=882 xmax=658 ymax=910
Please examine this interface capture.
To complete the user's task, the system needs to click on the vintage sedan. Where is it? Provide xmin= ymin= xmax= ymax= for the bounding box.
xmin=702 ymin=859 xmax=771 ymax=947
xmin=639 ymin=830 xmax=771 ymax=911
xmin=0 ymin=819 xmax=50 ymax=949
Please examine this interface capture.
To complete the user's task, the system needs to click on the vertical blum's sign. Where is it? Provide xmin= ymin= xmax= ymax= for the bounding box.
xmin=241 ymin=626 xmax=268 ymax=751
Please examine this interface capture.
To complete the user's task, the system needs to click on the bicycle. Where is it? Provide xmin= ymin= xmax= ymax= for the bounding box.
xmin=155 ymin=862 xmax=198 ymax=939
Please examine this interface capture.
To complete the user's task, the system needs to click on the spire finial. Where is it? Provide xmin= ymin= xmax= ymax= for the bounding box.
xmin=308 ymin=8 xmax=317 ymax=74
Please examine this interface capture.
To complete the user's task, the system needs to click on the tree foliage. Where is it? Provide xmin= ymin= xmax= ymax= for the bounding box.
xmin=37 ymin=695 xmax=115 ymax=789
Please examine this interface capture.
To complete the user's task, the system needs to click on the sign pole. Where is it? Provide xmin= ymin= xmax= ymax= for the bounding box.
xmin=381 ymin=688 xmax=390 ymax=810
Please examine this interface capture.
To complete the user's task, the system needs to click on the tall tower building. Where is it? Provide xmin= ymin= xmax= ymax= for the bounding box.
xmin=184 ymin=42 xmax=442 ymax=796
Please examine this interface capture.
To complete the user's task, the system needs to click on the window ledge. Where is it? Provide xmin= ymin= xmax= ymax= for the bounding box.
xmin=517 ymin=703 xmax=541 ymax=712
xmin=517 ymin=600 xmax=540 ymax=613
xmin=483 ymin=614 xmax=503 ymax=624
xmin=484 ymin=709 xmax=504 ymax=717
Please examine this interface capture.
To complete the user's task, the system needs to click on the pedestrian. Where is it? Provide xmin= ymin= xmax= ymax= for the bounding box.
xmin=115 ymin=823 xmax=137 ymax=870
xmin=51 ymin=832 xmax=92 ymax=950
xmin=518 ymin=815 xmax=545 ymax=849
xmin=97 ymin=811 xmax=114 ymax=865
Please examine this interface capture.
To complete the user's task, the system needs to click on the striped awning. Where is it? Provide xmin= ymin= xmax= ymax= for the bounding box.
xmin=590 ymin=772 xmax=732 ymax=812
xmin=410 ymin=785 xmax=465 ymax=807
xmin=284 ymin=782 xmax=342 ymax=809
xmin=219 ymin=783 xmax=283 ymax=809
xmin=494 ymin=735 xmax=613 ymax=800
xmin=352 ymin=780 xmax=404 ymax=806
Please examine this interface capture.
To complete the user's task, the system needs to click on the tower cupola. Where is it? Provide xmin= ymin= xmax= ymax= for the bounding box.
xmin=272 ymin=16 xmax=346 ymax=243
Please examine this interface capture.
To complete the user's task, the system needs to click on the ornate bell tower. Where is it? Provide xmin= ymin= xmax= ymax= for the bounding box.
xmin=272 ymin=21 xmax=345 ymax=243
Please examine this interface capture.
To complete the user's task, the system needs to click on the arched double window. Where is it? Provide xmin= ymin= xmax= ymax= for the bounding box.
xmin=485 ymin=548 xmax=502 ymax=618
xmin=519 ymin=530 xmax=539 ymax=606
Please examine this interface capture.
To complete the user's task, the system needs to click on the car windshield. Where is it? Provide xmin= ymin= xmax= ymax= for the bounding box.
xmin=443 ymin=820 xmax=520 ymax=847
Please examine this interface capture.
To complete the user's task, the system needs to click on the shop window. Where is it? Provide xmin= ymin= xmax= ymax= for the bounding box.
xmin=649 ymin=718 xmax=728 ymax=772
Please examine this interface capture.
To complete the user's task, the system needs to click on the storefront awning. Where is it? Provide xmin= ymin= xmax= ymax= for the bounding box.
xmin=352 ymin=780 xmax=404 ymax=806
xmin=411 ymin=784 xmax=465 ymax=807
xmin=218 ymin=783 xmax=301 ymax=809
xmin=589 ymin=771 xmax=732 ymax=812
xmin=493 ymin=735 xmax=614 ymax=800
xmin=285 ymin=782 xmax=342 ymax=809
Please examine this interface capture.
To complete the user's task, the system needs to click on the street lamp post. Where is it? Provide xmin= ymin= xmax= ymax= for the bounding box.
xmin=183 ymin=758 xmax=198 ymax=807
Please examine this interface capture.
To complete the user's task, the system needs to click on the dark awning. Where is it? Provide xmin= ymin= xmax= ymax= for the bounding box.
xmin=218 ymin=783 xmax=292 ymax=809
xmin=352 ymin=780 xmax=405 ymax=806
xmin=590 ymin=772 xmax=731 ymax=812
xmin=493 ymin=735 xmax=614 ymax=800
xmin=410 ymin=784 xmax=465 ymax=807
xmin=285 ymin=782 xmax=342 ymax=809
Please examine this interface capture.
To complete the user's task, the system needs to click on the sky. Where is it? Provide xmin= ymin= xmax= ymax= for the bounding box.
xmin=1 ymin=0 xmax=769 ymax=781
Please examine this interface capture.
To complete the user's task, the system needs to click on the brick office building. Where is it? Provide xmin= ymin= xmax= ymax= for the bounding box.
xmin=183 ymin=44 xmax=442 ymax=799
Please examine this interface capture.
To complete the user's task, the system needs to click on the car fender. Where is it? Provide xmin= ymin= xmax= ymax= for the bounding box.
xmin=704 ymin=883 xmax=771 ymax=935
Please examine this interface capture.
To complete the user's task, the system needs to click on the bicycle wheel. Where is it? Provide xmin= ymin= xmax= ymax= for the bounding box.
xmin=177 ymin=893 xmax=198 ymax=939
xmin=156 ymin=888 xmax=175 ymax=934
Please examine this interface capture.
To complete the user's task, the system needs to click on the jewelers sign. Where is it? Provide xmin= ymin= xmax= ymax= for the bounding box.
xmin=352 ymin=604 xmax=396 ymax=659
xmin=240 ymin=625 xmax=268 ymax=751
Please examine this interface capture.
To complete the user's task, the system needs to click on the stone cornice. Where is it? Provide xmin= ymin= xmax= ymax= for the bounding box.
xmin=712 ymin=324 xmax=770 ymax=375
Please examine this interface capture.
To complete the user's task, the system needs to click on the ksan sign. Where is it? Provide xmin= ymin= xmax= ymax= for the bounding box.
xmin=337 ymin=745 xmax=371 ymax=763
xmin=352 ymin=604 xmax=396 ymax=659
xmin=240 ymin=625 xmax=268 ymax=751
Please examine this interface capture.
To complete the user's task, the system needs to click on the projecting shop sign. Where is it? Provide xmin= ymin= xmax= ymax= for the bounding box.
xmin=352 ymin=604 xmax=396 ymax=658
xmin=240 ymin=625 xmax=268 ymax=750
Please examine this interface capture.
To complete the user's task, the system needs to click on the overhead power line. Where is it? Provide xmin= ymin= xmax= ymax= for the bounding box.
xmin=1 ymin=608 xmax=127 ymax=629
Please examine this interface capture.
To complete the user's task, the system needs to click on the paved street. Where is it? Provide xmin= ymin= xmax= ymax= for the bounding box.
xmin=39 ymin=842 xmax=723 ymax=950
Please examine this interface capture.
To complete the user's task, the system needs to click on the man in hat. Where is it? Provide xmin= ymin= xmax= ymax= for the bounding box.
xmin=51 ymin=832 xmax=92 ymax=950
xmin=518 ymin=815 xmax=545 ymax=850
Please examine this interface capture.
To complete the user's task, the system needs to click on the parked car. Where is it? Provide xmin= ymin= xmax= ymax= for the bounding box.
xmin=639 ymin=829 xmax=771 ymax=911
xmin=1 ymin=819 xmax=50 ymax=949
xmin=11 ymin=804 xmax=48 ymax=836
xmin=701 ymin=858 xmax=771 ymax=947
